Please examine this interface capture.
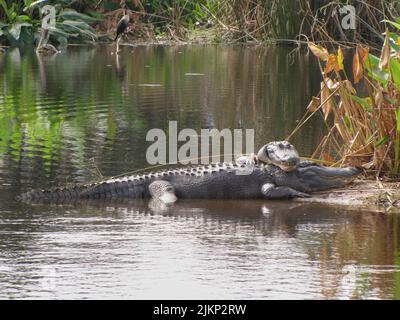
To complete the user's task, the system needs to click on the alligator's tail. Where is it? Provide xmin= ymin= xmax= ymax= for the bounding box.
xmin=16 ymin=184 xmax=90 ymax=203
xmin=16 ymin=179 xmax=149 ymax=203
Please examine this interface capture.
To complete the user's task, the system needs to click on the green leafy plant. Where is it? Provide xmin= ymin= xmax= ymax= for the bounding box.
xmin=292 ymin=21 xmax=400 ymax=177
xmin=0 ymin=0 xmax=100 ymax=47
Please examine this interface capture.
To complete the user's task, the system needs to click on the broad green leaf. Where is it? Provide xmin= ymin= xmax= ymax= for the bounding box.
xmin=49 ymin=27 xmax=71 ymax=38
xmin=385 ymin=95 xmax=396 ymax=105
xmin=388 ymin=32 xmax=400 ymax=53
xmin=397 ymin=107 xmax=400 ymax=133
xmin=0 ymin=0 xmax=11 ymax=21
xmin=343 ymin=116 xmax=352 ymax=130
xmin=9 ymin=22 xmax=32 ymax=40
xmin=365 ymin=53 xmax=389 ymax=86
xmin=365 ymin=53 xmax=379 ymax=71
xmin=59 ymin=9 xmax=98 ymax=24
xmin=18 ymin=15 xmax=31 ymax=22
xmin=383 ymin=19 xmax=400 ymax=31
xmin=23 ymin=0 xmax=48 ymax=11
xmin=350 ymin=95 xmax=372 ymax=111
xmin=391 ymin=59 xmax=400 ymax=89
xmin=337 ymin=47 xmax=344 ymax=70
xmin=19 ymin=27 xmax=34 ymax=44
xmin=59 ymin=20 xmax=97 ymax=40
xmin=83 ymin=10 xmax=105 ymax=21
xmin=56 ymin=35 xmax=68 ymax=47
xmin=375 ymin=136 xmax=390 ymax=147
xmin=60 ymin=20 xmax=95 ymax=32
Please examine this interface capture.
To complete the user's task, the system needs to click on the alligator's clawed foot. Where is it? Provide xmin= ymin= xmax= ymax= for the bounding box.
xmin=261 ymin=183 xmax=311 ymax=199
xmin=294 ymin=191 xmax=312 ymax=198
xmin=236 ymin=153 xmax=258 ymax=166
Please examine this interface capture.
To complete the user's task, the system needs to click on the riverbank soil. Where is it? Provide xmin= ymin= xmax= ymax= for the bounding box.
xmin=297 ymin=179 xmax=400 ymax=212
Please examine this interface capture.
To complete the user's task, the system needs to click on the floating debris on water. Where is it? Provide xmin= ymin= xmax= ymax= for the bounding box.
xmin=185 ymin=73 xmax=205 ymax=76
xmin=135 ymin=84 xmax=162 ymax=87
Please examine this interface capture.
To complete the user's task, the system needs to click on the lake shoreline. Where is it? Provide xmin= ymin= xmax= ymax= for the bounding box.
xmin=296 ymin=179 xmax=400 ymax=213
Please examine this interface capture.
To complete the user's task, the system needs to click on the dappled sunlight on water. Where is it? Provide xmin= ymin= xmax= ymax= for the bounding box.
xmin=0 ymin=46 xmax=399 ymax=299
xmin=0 ymin=200 xmax=399 ymax=299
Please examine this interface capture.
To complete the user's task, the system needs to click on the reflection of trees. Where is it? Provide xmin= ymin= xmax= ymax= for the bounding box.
xmin=0 ymin=190 xmax=399 ymax=298
xmin=97 ymin=199 xmax=400 ymax=299
xmin=313 ymin=212 xmax=400 ymax=299
xmin=1 ymin=45 xmax=323 ymax=190
xmin=181 ymin=45 xmax=324 ymax=157
xmin=253 ymin=204 xmax=400 ymax=299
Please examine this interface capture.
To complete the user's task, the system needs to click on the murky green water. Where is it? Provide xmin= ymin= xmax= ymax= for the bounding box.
xmin=0 ymin=45 xmax=399 ymax=299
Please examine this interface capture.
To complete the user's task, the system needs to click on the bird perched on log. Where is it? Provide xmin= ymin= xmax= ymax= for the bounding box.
xmin=115 ymin=10 xmax=130 ymax=41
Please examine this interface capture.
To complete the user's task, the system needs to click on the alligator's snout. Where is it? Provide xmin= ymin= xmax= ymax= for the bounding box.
xmin=280 ymin=155 xmax=299 ymax=167
xmin=297 ymin=163 xmax=362 ymax=192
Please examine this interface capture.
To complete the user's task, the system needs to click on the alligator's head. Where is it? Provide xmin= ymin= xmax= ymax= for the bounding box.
xmin=257 ymin=141 xmax=300 ymax=171
xmin=295 ymin=161 xmax=362 ymax=192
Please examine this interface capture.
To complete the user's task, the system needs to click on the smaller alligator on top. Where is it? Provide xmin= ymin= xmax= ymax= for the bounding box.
xmin=17 ymin=141 xmax=362 ymax=204
xmin=236 ymin=140 xmax=300 ymax=170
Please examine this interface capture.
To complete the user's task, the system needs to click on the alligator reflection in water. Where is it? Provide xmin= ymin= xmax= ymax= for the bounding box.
xmin=20 ymin=198 xmax=400 ymax=299
xmin=147 ymin=200 xmax=400 ymax=299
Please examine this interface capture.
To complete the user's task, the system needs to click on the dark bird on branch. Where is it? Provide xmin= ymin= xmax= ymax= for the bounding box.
xmin=115 ymin=11 xmax=130 ymax=41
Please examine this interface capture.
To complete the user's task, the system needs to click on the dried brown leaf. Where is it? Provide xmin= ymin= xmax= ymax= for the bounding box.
xmin=379 ymin=32 xmax=390 ymax=69
xmin=361 ymin=161 xmax=375 ymax=169
xmin=338 ymin=101 xmax=345 ymax=115
xmin=321 ymin=81 xmax=333 ymax=120
xmin=309 ymin=42 xmax=329 ymax=61
xmin=342 ymin=80 xmax=356 ymax=94
xmin=325 ymin=54 xmax=339 ymax=73
xmin=375 ymin=89 xmax=384 ymax=108
xmin=326 ymin=78 xmax=340 ymax=91
xmin=353 ymin=49 xmax=363 ymax=83
xmin=321 ymin=152 xmax=334 ymax=163
xmin=307 ymin=96 xmax=321 ymax=112
xmin=357 ymin=45 xmax=369 ymax=65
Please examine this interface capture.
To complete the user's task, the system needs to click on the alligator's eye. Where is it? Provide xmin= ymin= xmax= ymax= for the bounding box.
xmin=166 ymin=186 xmax=173 ymax=192
xmin=278 ymin=143 xmax=284 ymax=149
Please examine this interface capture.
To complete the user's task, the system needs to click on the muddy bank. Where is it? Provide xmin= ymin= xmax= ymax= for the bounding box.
xmin=296 ymin=179 xmax=400 ymax=213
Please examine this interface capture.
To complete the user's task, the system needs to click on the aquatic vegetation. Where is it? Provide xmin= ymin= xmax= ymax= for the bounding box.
xmin=292 ymin=25 xmax=400 ymax=177
xmin=0 ymin=0 xmax=99 ymax=47
xmin=112 ymin=0 xmax=398 ymax=46
xmin=206 ymin=0 xmax=398 ymax=47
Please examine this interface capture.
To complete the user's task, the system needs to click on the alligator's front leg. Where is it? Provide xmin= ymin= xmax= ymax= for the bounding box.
xmin=149 ymin=180 xmax=178 ymax=203
xmin=261 ymin=183 xmax=311 ymax=199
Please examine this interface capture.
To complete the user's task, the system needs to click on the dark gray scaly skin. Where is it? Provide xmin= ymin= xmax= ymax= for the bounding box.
xmin=17 ymin=161 xmax=362 ymax=204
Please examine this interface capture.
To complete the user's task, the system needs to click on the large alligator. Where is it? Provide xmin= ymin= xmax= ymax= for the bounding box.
xmin=17 ymin=141 xmax=361 ymax=204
